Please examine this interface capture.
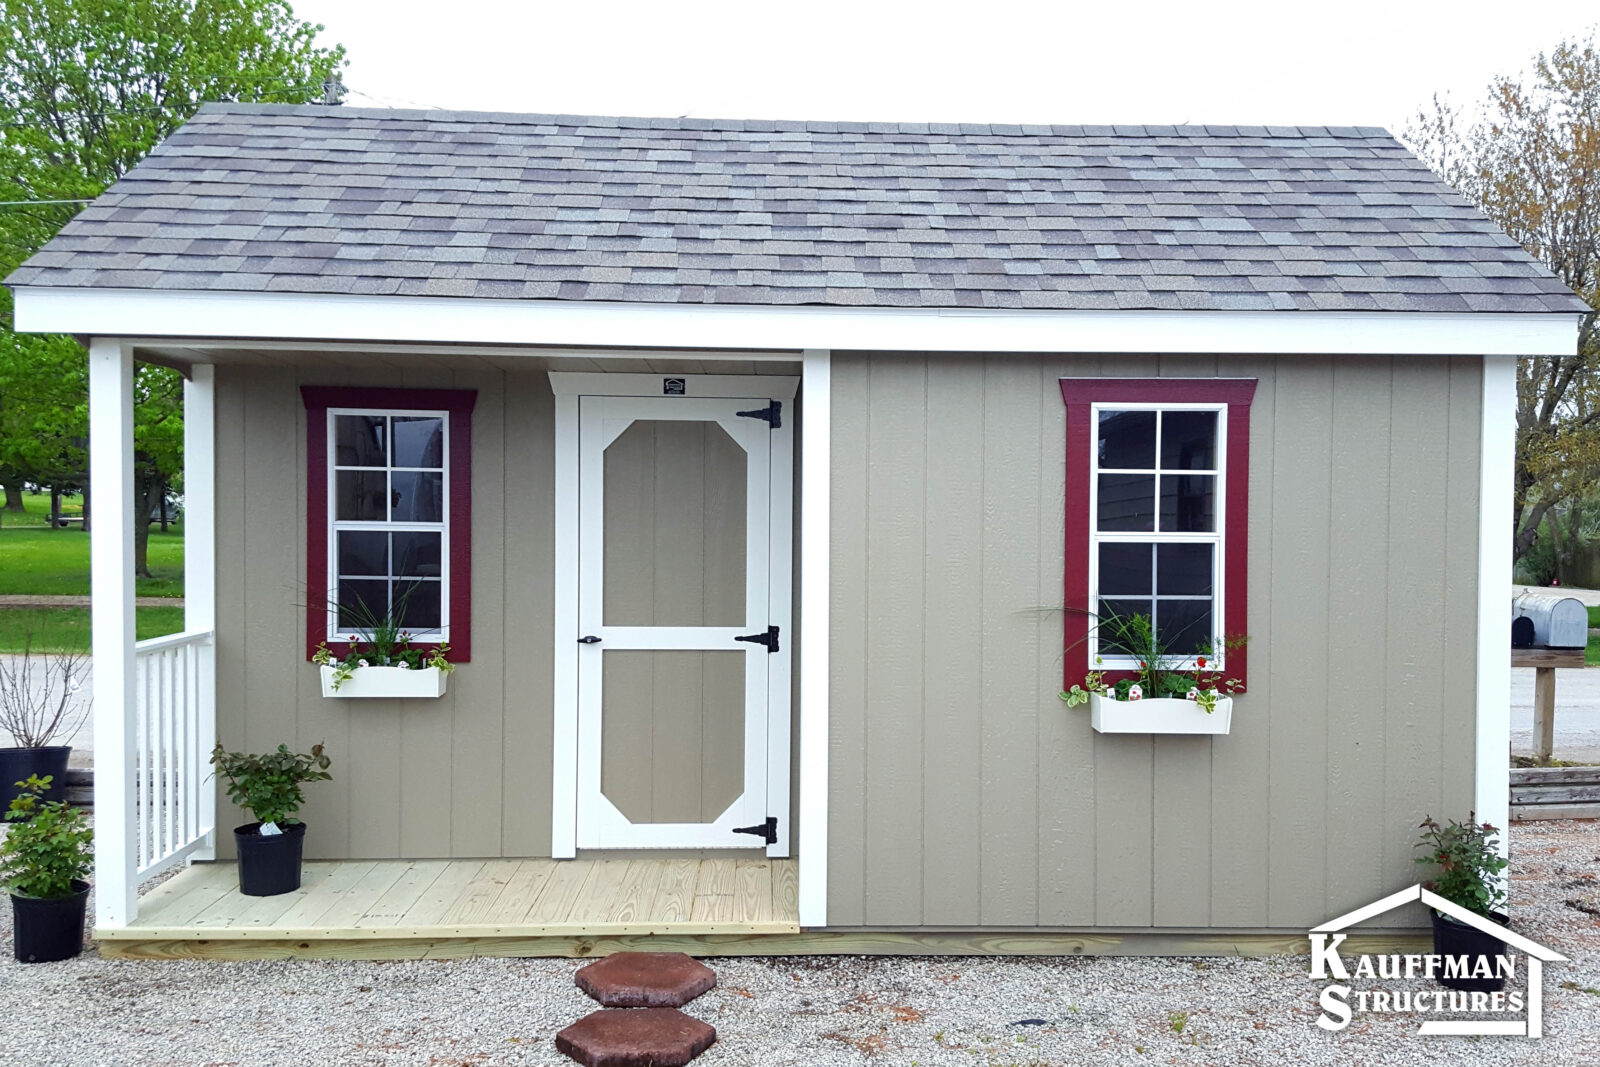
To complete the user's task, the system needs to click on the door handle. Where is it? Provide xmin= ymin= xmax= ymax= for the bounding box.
xmin=578 ymin=635 xmax=601 ymax=644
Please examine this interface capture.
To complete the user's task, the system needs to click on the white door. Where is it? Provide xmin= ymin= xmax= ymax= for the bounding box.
xmin=573 ymin=393 xmax=789 ymax=849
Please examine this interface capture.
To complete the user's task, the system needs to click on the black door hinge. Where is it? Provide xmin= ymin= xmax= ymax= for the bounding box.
xmin=733 ymin=816 xmax=778 ymax=845
xmin=735 ymin=625 xmax=780 ymax=653
xmin=736 ymin=401 xmax=782 ymax=428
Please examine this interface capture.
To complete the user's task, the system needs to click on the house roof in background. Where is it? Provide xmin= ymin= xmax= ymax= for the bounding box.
xmin=7 ymin=103 xmax=1588 ymax=315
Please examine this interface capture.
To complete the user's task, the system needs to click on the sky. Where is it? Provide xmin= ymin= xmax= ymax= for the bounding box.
xmin=291 ymin=0 xmax=1600 ymax=133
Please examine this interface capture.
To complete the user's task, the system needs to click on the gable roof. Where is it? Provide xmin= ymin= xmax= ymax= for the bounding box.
xmin=7 ymin=103 xmax=1588 ymax=315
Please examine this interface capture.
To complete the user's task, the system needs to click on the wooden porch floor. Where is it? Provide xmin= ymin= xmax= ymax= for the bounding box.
xmin=98 ymin=857 xmax=798 ymax=958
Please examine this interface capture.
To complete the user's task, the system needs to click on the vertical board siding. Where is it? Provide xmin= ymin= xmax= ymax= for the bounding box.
xmin=828 ymin=352 xmax=1481 ymax=932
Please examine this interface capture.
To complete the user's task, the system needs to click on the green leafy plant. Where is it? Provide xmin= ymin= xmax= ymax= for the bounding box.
xmin=0 ymin=775 xmax=92 ymax=899
xmin=210 ymin=743 xmax=332 ymax=829
xmin=1058 ymin=608 xmax=1246 ymax=713
xmin=1414 ymin=814 xmax=1509 ymax=920
xmin=312 ymin=587 xmax=455 ymax=691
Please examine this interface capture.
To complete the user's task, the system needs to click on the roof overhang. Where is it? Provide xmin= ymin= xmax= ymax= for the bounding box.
xmin=12 ymin=286 xmax=1585 ymax=357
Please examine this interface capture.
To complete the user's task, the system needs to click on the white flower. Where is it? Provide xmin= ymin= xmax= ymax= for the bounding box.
xmin=1128 ymin=684 xmax=1143 ymax=701
xmin=357 ymin=659 xmax=369 ymax=668
xmin=1187 ymin=687 xmax=1200 ymax=701
xmin=397 ymin=661 xmax=410 ymax=669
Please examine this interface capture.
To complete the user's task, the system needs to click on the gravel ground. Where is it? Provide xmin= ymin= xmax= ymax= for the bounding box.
xmin=1 ymin=822 xmax=1598 ymax=1066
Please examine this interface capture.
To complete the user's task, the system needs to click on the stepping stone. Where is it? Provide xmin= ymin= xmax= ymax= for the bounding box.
xmin=575 ymin=951 xmax=717 ymax=1007
xmin=556 ymin=1007 xmax=716 ymax=1067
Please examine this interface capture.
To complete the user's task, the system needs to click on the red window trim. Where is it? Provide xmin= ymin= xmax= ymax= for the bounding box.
xmin=1060 ymin=378 xmax=1256 ymax=689
xmin=301 ymin=386 xmax=477 ymax=663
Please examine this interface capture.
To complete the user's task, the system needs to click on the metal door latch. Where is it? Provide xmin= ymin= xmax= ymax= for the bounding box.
xmin=736 ymin=401 xmax=782 ymax=428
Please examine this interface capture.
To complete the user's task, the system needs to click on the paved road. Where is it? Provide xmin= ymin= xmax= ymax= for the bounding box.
xmin=0 ymin=654 xmax=93 ymax=767
xmin=1512 ymin=665 xmax=1600 ymax=762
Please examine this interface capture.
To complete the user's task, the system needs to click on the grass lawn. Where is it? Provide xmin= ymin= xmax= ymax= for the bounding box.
xmin=0 ymin=490 xmax=84 ymax=527
xmin=0 ymin=525 xmax=184 ymax=597
xmin=0 ymin=606 xmax=185 ymax=652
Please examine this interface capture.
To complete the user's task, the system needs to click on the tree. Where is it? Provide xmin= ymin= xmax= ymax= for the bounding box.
xmin=1404 ymin=36 xmax=1600 ymax=565
xmin=0 ymin=0 xmax=345 ymax=568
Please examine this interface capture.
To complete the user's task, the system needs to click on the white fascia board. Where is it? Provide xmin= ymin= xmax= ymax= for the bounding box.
xmin=13 ymin=286 xmax=1583 ymax=357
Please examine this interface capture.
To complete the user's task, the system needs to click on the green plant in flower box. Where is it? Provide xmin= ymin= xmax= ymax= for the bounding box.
xmin=1058 ymin=608 xmax=1245 ymax=713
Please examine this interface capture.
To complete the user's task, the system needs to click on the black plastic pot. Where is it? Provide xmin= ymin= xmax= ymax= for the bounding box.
xmin=1430 ymin=908 xmax=1510 ymax=992
xmin=0 ymin=746 xmax=71 ymax=810
xmin=234 ymin=822 xmax=307 ymax=896
xmin=10 ymin=880 xmax=90 ymax=963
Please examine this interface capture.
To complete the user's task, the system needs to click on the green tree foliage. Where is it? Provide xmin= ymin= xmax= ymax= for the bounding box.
xmin=1405 ymin=36 xmax=1600 ymax=565
xmin=0 ymin=0 xmax=344 ymax=567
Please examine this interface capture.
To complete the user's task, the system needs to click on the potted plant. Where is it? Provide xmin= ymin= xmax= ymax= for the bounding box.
xmin=1059 ymin=611 xmax=1244 ymax=735
xmin=1415 ymin=814 xmax=1511 ymax=993
xmin=210 ymin=742 xmax=332 ymax=896
xmin=312 ymin=590 xmax=454 ymax=698
xmin=0 ymin=641 xmax=90 ymax=808
xmin=1 ymin=775 xmax=93 ymax=962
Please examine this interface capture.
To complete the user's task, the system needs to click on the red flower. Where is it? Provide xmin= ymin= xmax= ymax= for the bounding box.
xmin=1196 ymin=656 xmax=1207 ymax=669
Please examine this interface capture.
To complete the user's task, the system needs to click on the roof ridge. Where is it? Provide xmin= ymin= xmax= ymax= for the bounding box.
xmin=192 ymin=103 xmax=1394 ymax=140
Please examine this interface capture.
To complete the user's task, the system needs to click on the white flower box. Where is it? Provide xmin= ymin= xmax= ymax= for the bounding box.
xmin=1089 ymin=692 xmax=1232 ymax=735
xmin=319 ymin=665 xmax=447 ymax=699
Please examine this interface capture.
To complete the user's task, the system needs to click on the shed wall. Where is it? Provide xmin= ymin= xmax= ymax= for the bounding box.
xmin=825 ymin=352 xmax=1483 ymax=932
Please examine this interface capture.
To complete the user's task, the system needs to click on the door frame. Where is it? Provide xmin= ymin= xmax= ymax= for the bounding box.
xmin=549 ymin=372 xmax=799 ymax=858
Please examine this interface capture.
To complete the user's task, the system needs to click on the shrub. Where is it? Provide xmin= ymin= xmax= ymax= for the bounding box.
xmin=210 ymin=743 xmax=332 ymax=828
xmin=1414 ymin=814 xmax=1508 ymax=919
xmin=0 ymin=776 xmax=93 ymax=899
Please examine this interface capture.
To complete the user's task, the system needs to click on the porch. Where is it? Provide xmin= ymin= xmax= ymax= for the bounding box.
xmin=99 ymin=856 xmax=799 ymax=959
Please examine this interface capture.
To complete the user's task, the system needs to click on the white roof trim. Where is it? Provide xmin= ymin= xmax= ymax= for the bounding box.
xmin=12 ymin=285 xmax=1583 ymax=356
xmin=1312 ymin=883 xmax=1567 ymax=961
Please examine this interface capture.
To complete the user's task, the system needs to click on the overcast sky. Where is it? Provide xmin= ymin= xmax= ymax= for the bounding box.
xmin=294 ymin=0 xmax=1597 ymax=133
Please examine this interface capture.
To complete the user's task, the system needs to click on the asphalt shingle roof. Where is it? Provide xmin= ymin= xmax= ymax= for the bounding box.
xmin=8 ymin=103 xmax=1588 ymax=314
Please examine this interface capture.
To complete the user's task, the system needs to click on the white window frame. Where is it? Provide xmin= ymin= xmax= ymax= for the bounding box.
xmin=1088 ymin=401 xmax=1227 ymax=672
xmin=325 ymin=406 xmax=451 ymax=645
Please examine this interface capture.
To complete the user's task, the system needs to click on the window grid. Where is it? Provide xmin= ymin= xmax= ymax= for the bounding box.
xmin=1089 ymin=402 xmax=1226 ymax=669
xmin=327 ymin=408 xmax=450 ymax=644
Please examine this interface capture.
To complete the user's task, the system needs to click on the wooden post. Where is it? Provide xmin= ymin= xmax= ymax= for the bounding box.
xmin=1533 ymin=667 xmax=1556 ymax=763
xmin=89 ymin=339 xmax=138 ymax=927
xmin=183 ymin=364 xmax=218 ymax=859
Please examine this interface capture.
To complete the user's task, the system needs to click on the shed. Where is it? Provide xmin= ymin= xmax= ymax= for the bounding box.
xmin=7 ymin=105 xmax=1587 ymax=958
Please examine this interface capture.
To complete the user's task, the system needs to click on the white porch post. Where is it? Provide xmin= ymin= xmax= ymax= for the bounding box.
xmin=88 ymin=339 xmax=138 ymax=927
xmin=797 ymin=348 xmax=830 ymax=927
xmin=1476 ymin=353 xmax=1516 ymax=858
xmin=183 ymin=364 xmax=218 ymax=859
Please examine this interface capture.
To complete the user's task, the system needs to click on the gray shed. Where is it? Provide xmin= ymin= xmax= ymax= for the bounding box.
xmin=7 ymin=105 xmax=1587 ymax=959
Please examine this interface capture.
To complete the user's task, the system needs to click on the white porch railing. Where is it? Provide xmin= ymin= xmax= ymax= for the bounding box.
xmin=131 ymin=629 xmax=216 ymax=880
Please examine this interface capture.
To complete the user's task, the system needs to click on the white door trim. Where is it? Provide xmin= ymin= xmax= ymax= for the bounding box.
xmin=550 ymin=373 xmax=797 ymax=858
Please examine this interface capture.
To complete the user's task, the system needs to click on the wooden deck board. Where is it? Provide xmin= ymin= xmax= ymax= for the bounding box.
xmin=105 ymin=857 xmax=800 ymax=946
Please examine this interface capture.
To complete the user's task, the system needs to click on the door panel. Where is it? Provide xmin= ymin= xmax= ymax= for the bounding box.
xmin=602 ymin=419 xmax=748 ymax=627
xmin=576 ymin=396 xmax=772 ymax=849
xmin=601 ymin=650 xmax=746 ymax=824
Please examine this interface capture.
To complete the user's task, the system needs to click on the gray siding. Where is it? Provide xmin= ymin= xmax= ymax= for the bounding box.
xmin=826 ymin=352 xmax=1482 ymax=932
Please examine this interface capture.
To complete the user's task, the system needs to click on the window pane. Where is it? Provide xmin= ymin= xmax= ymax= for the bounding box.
xmin=1161 ymin=411 xmax=1218 ymax=470
xmin=1098 ymin=410 xmax=1156 ymax=469
xmin=1157 ymin=599 xmax=1214 ymax=656
xmin=392 ymin=416 xmax=445 ymax=468
xmin=1097 ymin=474 xmax=1155 ymax=532
xmin=334 ymin=415 xmax=386 ymax=467
xmin=1098 ymin=542 xmax=1152 ymax=595
xmin=394 ymin=580 xmax=442 ymax=630
xmin=1157 ymin=543 xmax=1213 ymax=596
xmin=393 ymin=532 xmax=443 ymax=577
xmin=336 ymin=471 xmax=388 ymax=521
xmin=337 ymin=531 xmax=387 ymax=577
xmin=391 ymin=472 xmax=444 ymax=522
xmin=1159 ymin=474 xmax=1215 ymax=532
xmin=1097 ymin=598 xmax=1153 ymax=656
xmin=337 ymin=579 xmax=388 ymax=631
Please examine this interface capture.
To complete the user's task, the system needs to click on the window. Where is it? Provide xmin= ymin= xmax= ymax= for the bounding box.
xmin=1061 ymin=379 xmax=1255 ymax=684
xmin=301 ymin=387 xmax=476 ymax=661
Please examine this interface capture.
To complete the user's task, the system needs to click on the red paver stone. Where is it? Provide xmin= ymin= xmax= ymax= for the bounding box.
xmin=556 ymin=1007 xmax=716 ymax=1067
xmin=575 ymin=951 xmax=718 ymax=1007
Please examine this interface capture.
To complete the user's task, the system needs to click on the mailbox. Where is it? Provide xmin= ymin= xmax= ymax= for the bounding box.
xmin=1511 ymin=592 xmax=1588 ymax=649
